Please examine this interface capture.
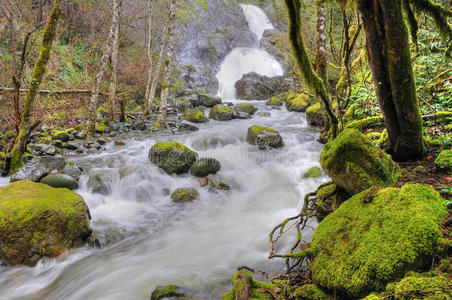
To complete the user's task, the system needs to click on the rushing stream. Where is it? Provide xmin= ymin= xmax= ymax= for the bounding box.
xmin=0 ymin=4 xmax=326 ymax=300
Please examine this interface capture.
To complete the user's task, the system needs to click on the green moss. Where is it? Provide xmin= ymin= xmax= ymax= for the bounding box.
xmin=148 ymin=142 xmax=198 ymax=174
xmin=303 ymin=166 xmax=323 ymax=178
xmin=390 ymin=274 xmax=451 ymax=299
xmin=0 ymin=180 xmax=91 ymax=266
xmin=342 ymin=104 xmax=362 ymax=124
xmin=246 ymin=125 xmax=283 ymax=149
xmin=171 ymin=188 xmax=199 ymax=203
xmin=434 ymin=149 xmax=452 ymax=173
xmin=266 ymin=96 xmax=283 ymax=106
xmin=320 ymin=129 xmax=399 ymax=195
xmin=222 ymin=270 xmax=276 ymax=300
xmin=286 ymin=93 xmax=315 ymax=112
xmin=150 ymin=285 xmax=184 ymax=300
xmin=154 ymin=141 xmax=190 ymax=151
xmin=248 ymin=125 xmax=278 ymax=135
xmin=234 ymin=103 xmax=258 ymax=115
xmin=177 ymin=99 xmax=191 ymax=112
xmin=306 ymin=103 xmax=324 ymax=126
xmin=95 ymin=122 xmax=106 ymax=133
xmin=345 ymin=116 xmax=384 ymax=132
xmin=307 ymin=184 xmax=448 ymax=298
xmin=365 ymin=131 xmax=382 ymax=141
xmin=182 ymin=108 xmax=208 ymax=123
xmin=292 ymin=284 xmax=328 ymax=300
xmin=209 ymin=104 xmax=234 ymax=121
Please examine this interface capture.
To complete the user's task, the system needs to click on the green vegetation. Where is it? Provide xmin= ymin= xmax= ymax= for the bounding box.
xmin=435 ymin=149 xmax=452 ymax=173
xmin=182 ymin=108 xmax=208 ymax=123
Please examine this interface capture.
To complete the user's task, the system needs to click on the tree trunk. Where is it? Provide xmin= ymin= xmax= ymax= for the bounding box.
xmin=154 ymin=0 xmax=175 ymax=129
xmin=358 ymin=0 xmax=424 ymax=160
xmin=108 ymin=18 xmax=120 ymax=123
xmin=284 ymin=0 xmax=339 ymax=140
xmin=87 ymin=0 xmax=123 ymax=136
xmin=9 ymin=0 xmax=61 ymax=173
xmin=143 ymin=0 xmax=154 ymax=116
xmin=314 ymin=2 xmax=327 ymax=84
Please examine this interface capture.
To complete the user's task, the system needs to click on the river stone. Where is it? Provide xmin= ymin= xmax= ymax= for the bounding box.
xmin=246 ymin=125 xmax=284 ymax=150
xmin=286 ymin=93 xmax=316 ymax=112
xmin=52 ymin=130 xmax=72 ymax=142
xmin=177 ymin=121 xmax=199 ymax=132
xmin=151 ymin=285 xmax=187 ymax=300
xmin=303 ymin=166 xmax=323 ymax=178
xmin=42 ymin=144 xmax=57 ymax=156
xmin=171 ymin=188 xmax=200 ymax=203
xmin=195 ymin=94 xmax=222 ymax=107
xmin=235 ymin=72 xmax=290 ymax=100
xmin=10 ymin=156 xmax=65 ymax=182
xmin=40 ymin=173 xmax=79 ymax=190
xmin=182 ymin=108 xmax=209 ymax=123
xmin=209 ymin=104 xmax=234 ymax=121
xmin=0 ymin=181 xmax=92 ymax=266
xmin=320 ymin=129 xmax=400 ymax=196
xmin=62 ymin=162 xmax=83 ymax=181
xmin=190 ymin=158 xmax=221 ymax=177
xmin=234 ymin=103 xmax=258 ymax=115
xmin=87 ymin=171 xmax=114 ymax=195
xmin=148 ymin=142 xmax=198 ymax=174
xmin=266 ymin=96 xmax=283 ymax=106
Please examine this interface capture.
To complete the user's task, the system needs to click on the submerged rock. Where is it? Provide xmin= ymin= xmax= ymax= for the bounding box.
xmin=246 ymin=125 xmax=284 ymax=150
xmin=148 ymin=142 xmax=198 ymax=174
xmin=306 ymin=184 xmax=448 ymax=298
xmin=320 ymin=129 xmax=399 ymax=196
xmin=40 ymin=173 xmax=79 ymax=190
xmin=182 ymin=108 xmax=209 ymax=123
xmin=209 ymin=104 xmax=234 ymax=121
xmin=10 ymin=156 xmax=65 ymax=182
xmin=190 ymin=158 xmax=221 ymax=177
xmin=171 ymin=188 xmax=200 ymax=203
xmin=0 ymin=181 xmax=92 ymax=266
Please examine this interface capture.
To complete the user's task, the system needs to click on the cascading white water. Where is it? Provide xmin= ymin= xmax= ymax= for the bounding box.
xmin=216 ymin=5 xmax=283 ymax=101
xmin=0 ymin=5 xmax=326 ymax=300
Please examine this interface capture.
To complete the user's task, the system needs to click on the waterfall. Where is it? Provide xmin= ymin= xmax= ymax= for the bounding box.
xmin=216 ymin=4 xmax=283 ymax=101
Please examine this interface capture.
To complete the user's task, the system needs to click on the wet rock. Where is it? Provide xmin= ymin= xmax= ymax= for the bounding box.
xmin=62 ymin=162 xmax=83 ymax=181
xmin=87 ymin=172 xmax=113 ymax=195
xmin=209 ymin=104 xmax=234 ymax=121
xmin=320 ymin=129 xmax=400 ymax=196
xmin=40 ymin=173 xmax=79 ymax=190
xmin=10 ymin=156 xmax=65 ymax=182
xmin=177 ymin=121 xmax=199 ymax=132
xmin=286 ymin=93 xmax=316 ymax=112
xmin=190 ymin=158 xmax=221 ymax=177
xmin=246 ymin=125 xmax=284 ymax=150
xmin=303 ymin=166 xmax=323 ymax=178
xmin=52 ymin=129 xmax=72 ymax=142
xmin=194 ymin=94 xmax=222 ymax=107
xmin=206 ymin=174 xmax=230 ymax=190
xmin=148 ymin=142 xmax=198 ymax=174
xmin=64 ymin=141 xmax=81 ymax=150
xmin=97 ymin=138 xmax=107 ymax=145
xmin=74 ymin=131 xmax=87 ymax=140
xmin=151 ymin=285 xmax=188 ymax=300
xmin=41 ymin=144 xmax=57 ymax=156
xmin=171 ymin=188 xmax=200 ymax=203
xmin=234 ymin=103 xmax=258 ymax=115
xmin=52 ymin=140 xmax=63 ymax=149
xmin=233 ymin=111 xmax=252 ymax=119
xmin=0 ymin=181 xmax=92 ymax=266
xmin=182 ymin=108 xmax=209 ymax=123
xmin=114 ymin=140 xmax=126 ymax=146
xmin=235 ymin=72 xmax=290 ymax=100
xmin=266 ymin=96 xmax=283 ymax=106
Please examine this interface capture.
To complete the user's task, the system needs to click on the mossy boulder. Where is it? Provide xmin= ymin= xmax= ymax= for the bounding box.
xmin=388 ymin=274 xmax=452 ymax=300
xmin=0 ymin=181 xmax=92 ymax=266
xmin=171 ymin=188 xmax=199 ymax=203
xmin=292 ymin=284 xmax=329 ymax=300
xmin=303 ymin=166 xmax=323 ymax=178
xmin=182 ymin=108 xmax=209 ymax=123
xmin=209 ymin=104 xmax=234 ymax=121
xmin=286 ymin=93 xmax=315 ymax=112
xmin=196 ymin=94 xmax=222 ymax=107
xmin=222 ymin=270 xmax=276 ymax=300
xmin=434 ymin=149 xmax=452 ymax=174
xmin=234 ymin=103 xmax=258 ymax=115
xmin=345 ymin=116 xmax=385 ymax=132
xmin=148 ymin=142 xmax=198 ymax=174
xmin=51 ymin=128 xmax=73 ymax=142
xmin=95 ymin=122 xmax=107 ymax=133
xmin=246 ymin=125 xmax=284 ymax=150
xmin=306 ymin=103 xmax=325 ymax=126
xmin=190 ymin=158 xmax=221 ymax=177
xmin=40 ymin=173 xmax=79 ymax=190
xmin=320 ymin=129 xmax=399 ymax=196
xmin=176 ymin=99 xmax=192 ymax=112
xmin=150 ymin=285 xmax=186 ymax=300
xmin=266 ymin=96 xmax=283 ymax=106
xmin=306 ymin=184 xmax=448 ymax=298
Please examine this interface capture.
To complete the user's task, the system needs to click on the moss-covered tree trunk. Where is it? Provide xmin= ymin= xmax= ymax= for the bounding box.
xmin=314 ymin=2 xmax=327 ymax=84
xmin=108 ymin=19 xmax=120 ymax=123
xmin=285 ymin=0 xmax=339 ymax=141
xmin=358 ymin=0 xmax=424 ymax=160
xmin=87 ymin=0 xmax=123 ymax=136
xmin=9 ymin=0 xmax=60 ymax=173
xmin=154 ymin=0 xmax=175 ymax=129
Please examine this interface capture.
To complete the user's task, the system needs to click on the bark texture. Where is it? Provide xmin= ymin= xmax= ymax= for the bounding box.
xmin=143 ymin=0 xmax=154 ymax=116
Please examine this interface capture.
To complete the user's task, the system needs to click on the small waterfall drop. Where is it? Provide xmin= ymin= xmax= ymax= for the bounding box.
xmin=216 ymin=4 xmax=283 ymax=101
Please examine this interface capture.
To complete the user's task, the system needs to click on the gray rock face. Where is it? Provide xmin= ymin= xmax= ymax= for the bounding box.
xmin=40 ymin=173 xmax=79 ymax=190
xmin=194 ymin=94 xmax=222 ymax=107
xmin=10 ymin=156 xmax=65 ymax=182
xmin=235 ymin=72 xmax=290 ymax=100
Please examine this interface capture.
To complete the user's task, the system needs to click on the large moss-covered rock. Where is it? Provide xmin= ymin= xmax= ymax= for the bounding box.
xmin=320 ymin=129 xmax=399 ymax=196
xmin=196 ymin=94 xmax=222 ymax=107
xmin=286 ymin=93 xmax=315 ymax=112
xmin=209 ymin=104 xmax=234 ymax=121
xmin=306 ymin=103 xmax=325 ymax=127
xmin=171 ymin=188 xmax=199 ymax=203
xmin=388 ymin=274 xmax=452 ymax=300
xmin=190 ymin=158 xmax=221 ymax=177
xmin=434 ymin=149 xmax=452 ymax=174
xmin=148 ymin=142 xmax=198 ymax=174
xmin=307 ymin=184 xmax=448 ymax=298
xmin=182 ymin=108 xmax=209 ymax=123
xmin=246 ymin=125 xmax=284 ymax=150
xmin=0 ymin=181 xmax=92 ymax=266
xmin=233 ymin=103 xmax=257 ymax=115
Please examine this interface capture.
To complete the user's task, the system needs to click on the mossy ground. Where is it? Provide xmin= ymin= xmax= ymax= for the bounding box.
xmin=307 ymin=184 xmax=448 ymax=298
